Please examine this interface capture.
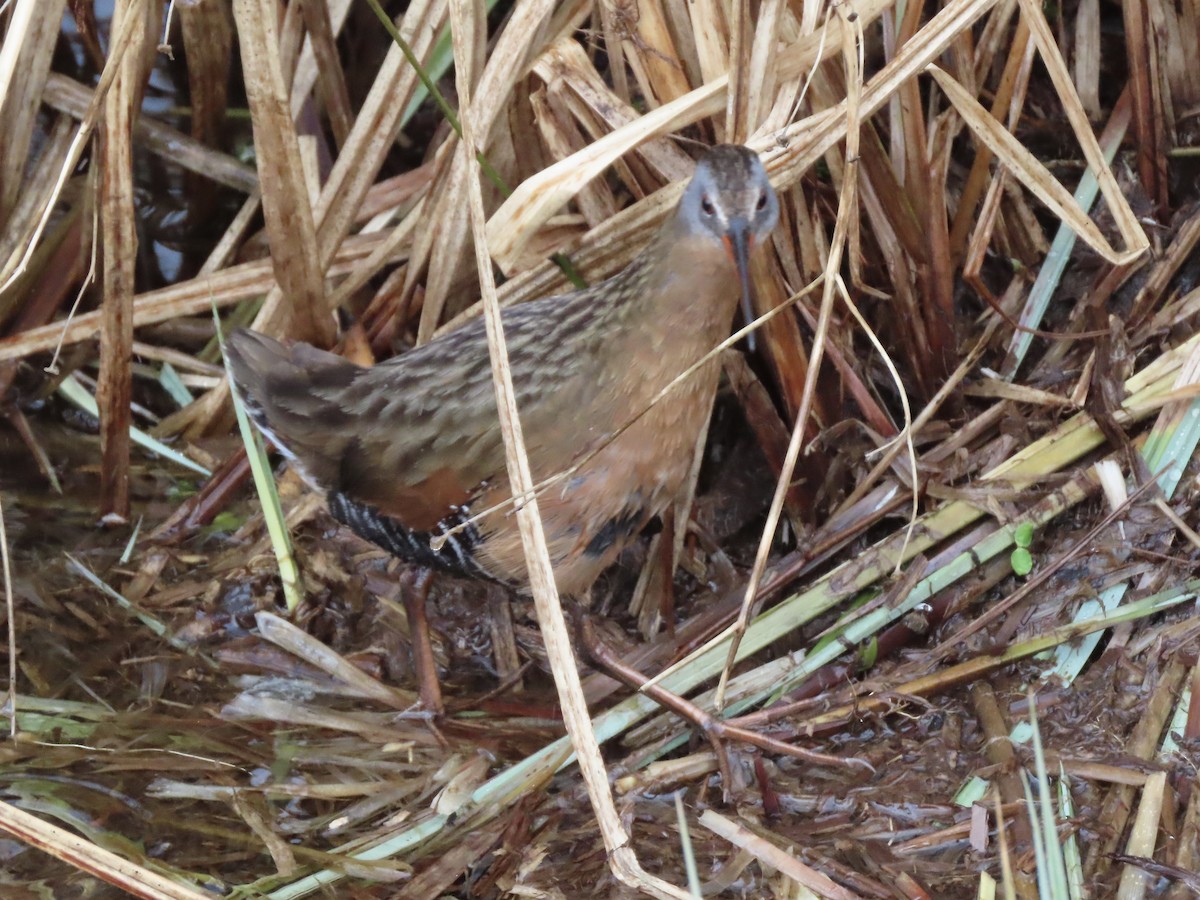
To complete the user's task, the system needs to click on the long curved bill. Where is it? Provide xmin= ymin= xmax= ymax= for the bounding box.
xmin=722 ymin=219 xmax=757 ymax=352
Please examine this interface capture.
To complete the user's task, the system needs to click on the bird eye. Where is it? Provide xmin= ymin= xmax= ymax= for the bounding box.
xmin=756 ymin=191 xmax=768 ymax=211
xmin=700 ymin=196 xmax=716 ymax=216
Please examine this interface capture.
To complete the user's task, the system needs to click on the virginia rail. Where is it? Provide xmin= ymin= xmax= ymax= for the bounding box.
xmin=225 ymin=144 xmax=779 ymax=710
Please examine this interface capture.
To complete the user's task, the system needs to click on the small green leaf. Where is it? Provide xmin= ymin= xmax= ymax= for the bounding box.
xmin=166 ymin=480 xmax=198 ymax=501
xmin=858 ymin=637 xmax=878 ymax=670
xmin=1014 ymin=522 xmax=1035 ymax=548
xmin=203 ymin=511 xmax=245 ymax=536
xmin=811 ymin=590 xmax=876 ymax=657
xmin=1011 ymin=547 xmax=1033 ymax=576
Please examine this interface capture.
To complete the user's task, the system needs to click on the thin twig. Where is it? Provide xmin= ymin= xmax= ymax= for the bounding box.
xmin=0 ymin=492 xmax=14 ymax=739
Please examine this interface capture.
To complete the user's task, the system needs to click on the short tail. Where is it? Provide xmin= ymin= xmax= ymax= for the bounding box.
xmin=223 ymin=328 xmax=358 ymax=488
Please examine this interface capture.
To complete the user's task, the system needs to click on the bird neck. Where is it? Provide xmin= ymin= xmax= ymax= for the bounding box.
xmin=635 ymin=218 xmax=742 ymax=340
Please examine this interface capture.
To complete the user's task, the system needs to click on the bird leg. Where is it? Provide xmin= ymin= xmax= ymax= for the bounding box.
xmin=655 ymin=511 xmax=677 ymax=640
xmin=402 ymin=567 xmax=443 ymax=717
xmin=577 ymin=614 xmax=873 ymax=799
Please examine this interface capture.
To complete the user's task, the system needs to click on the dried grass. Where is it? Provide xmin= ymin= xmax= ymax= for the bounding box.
xmin=0 ymin=0 xmax=1199 ymax=897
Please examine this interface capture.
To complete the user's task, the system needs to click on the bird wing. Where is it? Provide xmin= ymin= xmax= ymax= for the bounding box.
xmin=330 ymin=289 xmax=615 ymax=531
xmin=225 ymin=282 xmax=613 ymax=535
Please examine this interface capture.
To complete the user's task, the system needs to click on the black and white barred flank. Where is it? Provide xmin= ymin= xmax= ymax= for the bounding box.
xmin=326 ymin=491 xmax=509 ymax=586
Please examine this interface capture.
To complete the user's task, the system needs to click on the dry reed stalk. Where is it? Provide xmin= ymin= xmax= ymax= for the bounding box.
xmin=411 ymin=0 xmax=581 ymax=341
xmin=198 ymin=192 xmax=262 ymax=276
xmin=1 ymin=491 xmax=13 ymax=739
xmin=96 ymin=0 xmax=152 ymax=522
xmin=971 ymin=683 xmax=1029 ymax=845
xmin=296 ymin=0 xmax=353 ymax=148
xmin=630 ymin=0 xmax=693 ymax=108
xmin=949 ymin=14 xmax=1031 ymax=261
xmin=452 ymin=1 xmax=691 ymax=894
xmin=538 ymin=41 xmax=695 ymax=182
xmin=481 ymin=0 xmax=895 ymax=273
xmin=796 ymin=589 xmax=1196 ymax=735
xmin=254 ymin=612 xmax=417 ymax=709
xmin=699 ymin=810 xmax=863 ymax=899
xmin=184 ymin=0 xmax=450 ymax=436
xmin=0 ymin=800 xmax=212 ymax=900
xmin=0 ymin=121 xmax=79 ymax=332
xmin=176 ymin=0 xmax=231 ymax=148
xmin=1165 ymin=662 xmax=1200 ymax=899
xmin=1085 ymin=658 xmax=1188 ymax=877
xmin=529 ymin=88 xmax=617 ymax=227
xmin=289 ymin=0 xmax=354 ymax=122
xmin=1130 ymin=206 xmax=1200 ymax=329
xmin=1074 ymin=0 xmax=1101 ymax=117
xmin=1116 ymin=771 xmax=1170 ymax=899
xmin=43 ymin=73 xmax=255 ymax=193
xmin=234 ymin=0 xmax=332 ymax=346
xmin=0 ymin=116 xmax=77 ymax=300
xmin=0 ymin=0 xmax=147 ymax=292
xmin=326 ymin=195 xmax=428 ymax=314
xmin=0 ymin=232 xmax=401 ymax=363
xmin=1123 ymin=0 xmax=1168 ymax=211
xmin=0 ymin=0 xmax=66 ymax=219
xmin=741 ymin=0 xmax=786 ymax=138
xmin=486 ymin=0 xmax=1128 ymax=336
